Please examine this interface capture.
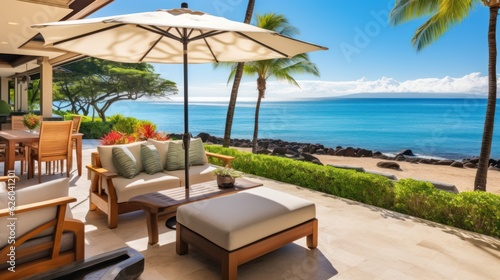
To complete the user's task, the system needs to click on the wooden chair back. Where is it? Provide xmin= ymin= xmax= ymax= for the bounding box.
xmin=38 ymin=121 xmax=73 ymax=160
xmin=11 ymin=115 xmax=25 ymax=130
xmin=71 ymin=115 xmax=82 ymax=133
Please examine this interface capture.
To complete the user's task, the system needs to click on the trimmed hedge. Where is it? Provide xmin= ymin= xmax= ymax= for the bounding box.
xmin=205 ymin=145 xmax=394 ymax=209
xmin=205 ymin=145 xmax=500 ymax=238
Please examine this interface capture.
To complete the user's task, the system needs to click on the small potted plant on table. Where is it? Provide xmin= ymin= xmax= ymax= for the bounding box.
xmin=211 ymin=167 xmax=242 ymax=188
xmin=23 ymin=112 xmax=41 ymax=132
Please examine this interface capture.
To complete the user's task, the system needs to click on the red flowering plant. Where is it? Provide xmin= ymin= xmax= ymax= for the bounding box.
xmin=135 ymin=123 xmax=170 ymax=141
xmin=100 ymin=131 xmax=136 ymax=145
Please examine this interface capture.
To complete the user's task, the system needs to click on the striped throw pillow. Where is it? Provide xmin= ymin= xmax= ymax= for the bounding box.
xmin=141 ymin=144 xmax=164 ymax=174
xmin=112 ymin=146 xmax=139 ymax=179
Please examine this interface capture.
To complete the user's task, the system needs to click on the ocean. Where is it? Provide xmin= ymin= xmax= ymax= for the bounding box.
xmin=105 ymin=98 xmax=500 ymax=160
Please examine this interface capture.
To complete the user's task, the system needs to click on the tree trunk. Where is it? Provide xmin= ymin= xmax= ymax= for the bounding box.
xmin=474 ymin=6 xmax=498 ymax=191
xmin=252 ymin=77 xmax=266 ymax=153
xmin=222 ymin=0 xmax=255 ymax=147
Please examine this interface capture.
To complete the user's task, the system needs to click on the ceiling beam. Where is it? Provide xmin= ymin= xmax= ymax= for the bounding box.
xmin=16 ymin=0 xmax=73 ymax=9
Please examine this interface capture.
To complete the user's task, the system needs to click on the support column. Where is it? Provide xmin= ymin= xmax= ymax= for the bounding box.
xmin=38 ymin=57 xmax=53 ymax=118
xmin=13 ymin=77 xmax=20 ymax=112
xmin=0 ymin=77 xmax=9 ymax=101
xmin=20 ymin=80 xmax=28 ymax=111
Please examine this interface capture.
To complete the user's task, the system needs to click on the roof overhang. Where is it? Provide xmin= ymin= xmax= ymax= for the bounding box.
xmin=0 ymin=0 xmax=113 ymax=79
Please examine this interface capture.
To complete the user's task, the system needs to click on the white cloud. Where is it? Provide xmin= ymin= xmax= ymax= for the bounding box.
xmin=169 ymin=72 xmax=491 ymax=102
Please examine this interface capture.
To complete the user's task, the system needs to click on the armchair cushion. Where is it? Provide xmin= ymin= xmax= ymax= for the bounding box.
xmin=0 ymin=178 xmax=70 ymax=248
xmin=140 ymin=144 xmax=164 ymax=175
xmin=112 ymin=147 xmax=139 ymax=179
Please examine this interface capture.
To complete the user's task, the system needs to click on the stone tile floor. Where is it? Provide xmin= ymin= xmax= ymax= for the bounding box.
xmin=11 ymin=140 xmax=500 ymax=279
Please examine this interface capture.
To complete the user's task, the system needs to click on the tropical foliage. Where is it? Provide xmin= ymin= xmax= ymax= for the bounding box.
xmin=389 ymin=0 xmax=498 ymax=191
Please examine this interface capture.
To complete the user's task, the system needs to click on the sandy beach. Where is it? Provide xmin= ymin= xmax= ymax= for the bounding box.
xmin=315 ymin=154 xmax=500 ymax=194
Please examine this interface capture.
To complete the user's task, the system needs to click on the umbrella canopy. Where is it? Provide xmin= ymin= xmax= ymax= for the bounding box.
xmin=32 ymin=5 xmax=326 ymax=64
xmin=32 ymin=3 xmax=328 ymax=190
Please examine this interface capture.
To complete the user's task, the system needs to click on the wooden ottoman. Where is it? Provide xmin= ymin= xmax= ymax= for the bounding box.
xmin=176 ymin=187 xmax=318 ymax=280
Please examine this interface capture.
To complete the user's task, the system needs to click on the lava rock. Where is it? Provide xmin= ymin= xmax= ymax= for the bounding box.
xmin=376 ymin=161 xmax=401 ymax=170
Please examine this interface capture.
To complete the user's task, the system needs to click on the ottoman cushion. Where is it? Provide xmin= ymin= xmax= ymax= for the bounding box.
xmin=176 ymin=187 xmax=315 ymax=251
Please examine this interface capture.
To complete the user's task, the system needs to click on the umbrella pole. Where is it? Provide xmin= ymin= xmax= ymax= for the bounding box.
xmin=182 ymin=31 xmax=190 ymax=197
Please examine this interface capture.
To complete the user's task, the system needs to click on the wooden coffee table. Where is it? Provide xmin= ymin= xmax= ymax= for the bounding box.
xmin=129 ymin=178 xmax=262 ymax=245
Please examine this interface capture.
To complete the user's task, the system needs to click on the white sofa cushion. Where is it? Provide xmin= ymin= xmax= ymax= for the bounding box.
xmin=164 ymin=164 xmax=217 ymax=186
xmin=0 ymin=178 xmax=70 ymax=248
xmin=177 ymin=187 xmax=316 ymax=251
xmin=98 ymin=141 xmax=146 ymax=174
xmin=103 ymin=172 xmax=181 ymax=203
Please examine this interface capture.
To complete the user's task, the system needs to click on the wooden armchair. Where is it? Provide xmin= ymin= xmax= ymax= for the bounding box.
xmin=0 ymin=177 xmax=84 ymax=279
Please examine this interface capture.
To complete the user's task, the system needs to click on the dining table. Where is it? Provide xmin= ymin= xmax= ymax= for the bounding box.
xmin=0 ymin=130 xmax=83 ymax=176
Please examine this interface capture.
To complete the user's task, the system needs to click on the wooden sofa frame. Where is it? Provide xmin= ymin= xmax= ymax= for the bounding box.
xmin=0 ymin=196 xmax=85 ymax=279
xmin=87 ymin=151 xmax=235 ymax=229
xmin=176 ymin=218 xmax=318 ymax=280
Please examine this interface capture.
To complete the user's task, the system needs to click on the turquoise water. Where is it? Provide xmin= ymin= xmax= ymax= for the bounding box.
xmin=105 ymin=98 xmax=500 ymax=160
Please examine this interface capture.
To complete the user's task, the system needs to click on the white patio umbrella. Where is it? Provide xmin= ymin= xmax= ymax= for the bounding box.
xmin=32 ymin=3 xmax=327 ymax=191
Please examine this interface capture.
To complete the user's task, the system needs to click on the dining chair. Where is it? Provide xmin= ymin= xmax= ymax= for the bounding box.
xmin=72 ymin=115 xmax=82 ymax=133
xmin=0 ymin=144 xmax=27 ymax=175
xmin=66 ymin=116 xmax=83 ymax=172
xmin=2 ymin=115 xmax=38 ymax=174
xmin=29 ymin=121 xmax=73 ymax=183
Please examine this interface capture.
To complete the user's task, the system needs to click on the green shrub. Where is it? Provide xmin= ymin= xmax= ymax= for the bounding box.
xmin=448 ymin=191 xmax=500 ymax=237
xmin=79 ymin=121 xmax=113 ymax=139
xmin=108 ymin=114 xmax=140 ymax=135
xmin=394 ymin=179 xmax=454 ymax=224
xmin=205 ymin=145 xmax=394 ymax=209
xmin=63 ymin=113 xmax=96 ymax=123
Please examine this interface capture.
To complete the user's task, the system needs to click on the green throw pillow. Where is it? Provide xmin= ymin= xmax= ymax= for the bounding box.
xmin=141 ymin=144 xmax=164 ymax=174
xmin=166 ymin=141 xmax=185 ymax=171
xmin=112 ymin=147 xmax=139 ymax=179
xmin=189 ymin=138 xmax=205 ymax=166
xmin=165 ymin=138 xmax=205 ymax=170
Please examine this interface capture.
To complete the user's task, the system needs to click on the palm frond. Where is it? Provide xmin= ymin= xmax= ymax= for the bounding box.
xmin=255 ymin=13 xmax=299 ymax=36
xmin=390 ymin=0 xmax=441 ymax=25
xmin=412 ymin=0 xmax=474 ymax=50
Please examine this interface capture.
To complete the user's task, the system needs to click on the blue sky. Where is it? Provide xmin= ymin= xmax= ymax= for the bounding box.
xmin=91 ymin=0 xmax=491 ymax=101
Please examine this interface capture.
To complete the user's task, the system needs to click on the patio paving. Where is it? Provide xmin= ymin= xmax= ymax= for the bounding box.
xmin=11 ymin=139 xmax=500 ymax=279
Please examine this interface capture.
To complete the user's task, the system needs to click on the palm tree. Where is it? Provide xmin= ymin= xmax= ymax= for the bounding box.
xmin=389 ymin=0 xmax=498 ymax=191
xmin=217 ymin=13 xmax=320 ymax=153
xmin=222 ymin=0 xmax=255 ymax=147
